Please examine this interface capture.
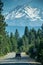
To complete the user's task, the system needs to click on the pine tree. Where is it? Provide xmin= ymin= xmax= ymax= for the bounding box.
xmin=0 ymin=0 xmax=7 ymax=36
xmin=15 ymin=29 xmax=19 ymax=40
xmin=41 ymin=24 xmax=43 ymax=38
xmin=22 ymin=36 xmax=29 ymax=52
xmin=0 ymin=0 xmax=7 ymax=55
xmin=10 ymin=32 xmax=18 ymax=52
xmin=24 ymin=26 xmax=29 ymax=38
xmin=41 ymin=24 xmax=43 ymax=30
xmin=0 ymin=0 xmax=3 ymax=13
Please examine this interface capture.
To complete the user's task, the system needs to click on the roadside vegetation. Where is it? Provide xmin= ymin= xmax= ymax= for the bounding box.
xmin=0 ymin=0 xmax=43 ymax=64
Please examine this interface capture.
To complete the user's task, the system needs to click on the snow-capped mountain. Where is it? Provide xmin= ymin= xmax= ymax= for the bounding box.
xmin=5 ymin=5 xmax=43 ymax=26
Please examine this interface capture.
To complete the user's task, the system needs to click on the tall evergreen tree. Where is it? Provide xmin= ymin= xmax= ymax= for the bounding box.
xmin=15 ymin=29 xmax=19 ymax=40
xmin=0 ymin=0 xmax=7 ymax=36
xmin=0 ymin=0 xmax=7 ymax=55
xmin=10 ymin=32 xmax=18 ymax=52
xmin=41 ymin=24 xmax=43 ymax=38
xmin=41 ymin=24 xmax=43 ymax=30
xmin=0 ymin=0 xmax=3 ymax=13
xmin=22 ymin=36 xmax=29 ymax=52
xmin=24 ymin=26 xmax=29 ymax=38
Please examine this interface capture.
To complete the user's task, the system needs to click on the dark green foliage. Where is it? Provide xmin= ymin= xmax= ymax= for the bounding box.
xmin=0 ymin=0 xmax=7 ymax=55
xmin=24 ymin=26 xmax=29 ymax=38
xmin=10 ymin=32 xmax=18 ymax=52
xmin=0 ymin=0 xmax=3 ymax=13
xmin=21 ymin=35 xmax=29 ymax=52
xmin=18 ymin=38 xmax=23 ymax=52
xmin=15 ymin=29 xmax=19 ymax=40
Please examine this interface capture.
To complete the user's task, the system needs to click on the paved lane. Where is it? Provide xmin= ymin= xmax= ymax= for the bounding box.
xmin=0 ymin=53 xmax=41 ymax=65
xmin=0 ymin=57 xmax=41 ymax=65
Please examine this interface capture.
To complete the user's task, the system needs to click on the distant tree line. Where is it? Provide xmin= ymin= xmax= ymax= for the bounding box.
xmin=0 ymin=0 xmax=43 ymax=64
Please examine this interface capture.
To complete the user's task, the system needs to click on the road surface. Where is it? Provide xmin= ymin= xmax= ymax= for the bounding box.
xmin=0 ymin=52 xmax=41 ymax=65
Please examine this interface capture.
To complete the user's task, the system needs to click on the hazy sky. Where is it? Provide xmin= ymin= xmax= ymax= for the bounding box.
xmin=2 ymin=0 xmax=43 ymax=36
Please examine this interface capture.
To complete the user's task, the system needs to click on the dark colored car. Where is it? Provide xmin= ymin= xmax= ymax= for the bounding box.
xmin=15 ymin=53 xmax=21 ymax=58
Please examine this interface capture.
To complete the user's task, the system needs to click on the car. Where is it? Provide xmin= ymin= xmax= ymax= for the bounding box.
xmin=15 ymin=53 xmax=21 ymax=58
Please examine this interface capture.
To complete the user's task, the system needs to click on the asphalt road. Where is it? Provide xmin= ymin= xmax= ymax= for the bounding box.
xmin=0 ymin=57 xmax=41 ymax=65
xmin=0 ymin=53 xmax=41 ymax=65
xmin=0 ymin=63 xmax=41 ymax=65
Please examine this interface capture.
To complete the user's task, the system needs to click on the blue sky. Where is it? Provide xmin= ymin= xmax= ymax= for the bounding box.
xmin=2 ymin=0 xmax=43 ymax=36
